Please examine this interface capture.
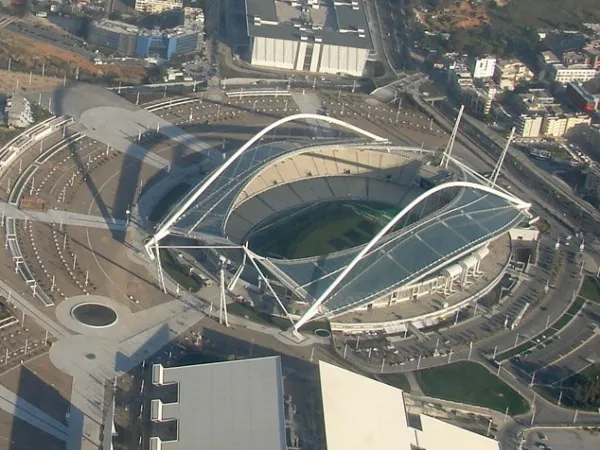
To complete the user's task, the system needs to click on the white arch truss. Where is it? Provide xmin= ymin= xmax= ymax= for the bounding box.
xmin=292 ymin=180 xmax=531 ymax=333
xmin=145 ymin=113 xmax=388 ymax=256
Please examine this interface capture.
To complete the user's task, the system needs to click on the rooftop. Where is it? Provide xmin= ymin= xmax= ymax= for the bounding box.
xmin=150 ymin=357 xmax=286 ymax=450
xmin=319 ymin=361 xmax=500 ymax=450
xmin=93 ymin=19 xmax=140 ymax=34
xmin=147 ymin=357 xmax=501 ymax=450
xmin=245 ymin=0 xmax=372 ymax=49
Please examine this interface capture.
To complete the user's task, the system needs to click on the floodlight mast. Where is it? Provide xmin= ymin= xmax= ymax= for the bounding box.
xmin=144 ymin=114 xmax=389 ymax=258
xmin=291 ymin=181 xmax=531 ymax=335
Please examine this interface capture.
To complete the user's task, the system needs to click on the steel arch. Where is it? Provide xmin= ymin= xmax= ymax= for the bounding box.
xmin=292 ymin=180 xmax=530 ymax=332
xmin=145 ymin=113 xmax=388 ymax=255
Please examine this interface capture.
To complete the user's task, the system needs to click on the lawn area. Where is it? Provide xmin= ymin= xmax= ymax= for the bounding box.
xmin=249 ymin=200 xmax=397 ymax=259
xmin=415 ymin=361 xmax=529 ymax=414
xmin=579 ymin=276 xmax=600 ymax=304
xmin=159 ymin=250 xmax=203 ymax=293
xmin=380 ymin=373 xmax=412 ymax=393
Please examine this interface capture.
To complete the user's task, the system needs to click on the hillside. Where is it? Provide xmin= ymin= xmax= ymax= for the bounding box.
xmin=0 ymin=30 xmax=147 ymax=85
xmin=415 ymin=0 xmax=600 ymax=57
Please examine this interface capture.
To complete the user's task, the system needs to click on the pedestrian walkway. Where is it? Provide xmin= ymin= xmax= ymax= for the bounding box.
xmin=291 ymin=92 xmax=334 ymax=138
xmin=0 ymin=202 xmax=127 ymax=230
xmin=405 ymin=371 xmax=424 ymax=396
xmin=0 ymin=278 xmax=69 ymax=338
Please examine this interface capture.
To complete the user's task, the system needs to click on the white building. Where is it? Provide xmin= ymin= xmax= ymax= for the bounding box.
xmin=494 ymin=59 xmax=533 ymax=90
xmin=471 ymin=57 xmax=496 ymax=79
xmin=547 ymin=64 xmax=597 ymax=84
xmin=5 ymin=96 xmax=34 ymax=128
xmin=517 ymin=114 xmax=544 ymax=138
xmin=148 ymin=357 xmax=501 ymax=450
xmin=542 ymin=112 xmax=591 ymax=138
xmin=245 ymin=0 xmax=373 ymax=76
xmin=134 ymin=0 xmax=182 ymax=14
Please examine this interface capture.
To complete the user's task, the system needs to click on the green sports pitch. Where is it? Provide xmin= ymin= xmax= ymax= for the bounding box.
xmin=248 ymin=200 xmax=399 ymax=259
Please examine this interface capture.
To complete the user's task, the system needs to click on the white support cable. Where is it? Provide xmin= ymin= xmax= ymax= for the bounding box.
xmin=145 ymin=114 xmax=388 ymax=257
xmin=155 ymin=242 xmax=167 ymax=294
xmin=292 ymin=180 xmax=531 ymax=333
xmin=227 ymin=250 xmax=246 ymax=291
xmin=219 ymin=265 xmax=229 ymax=326
xmin=441 ymin=105 xmax=464 ymax=169
xmin=490 ymin=127 xmax=515 ymax=188
xmin=245 ymin=247 xmax=295 ymax=326
xmin=158 ymin=245 xmax=245 ymax=249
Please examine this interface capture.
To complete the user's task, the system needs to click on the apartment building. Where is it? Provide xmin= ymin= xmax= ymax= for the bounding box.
xmin=493 ymin=59 xmax=533 ymax=90
xmin=547 ymin=64 xmax=596 ymax=83
xmin=135 ymin=0 xmax=182 ymax=14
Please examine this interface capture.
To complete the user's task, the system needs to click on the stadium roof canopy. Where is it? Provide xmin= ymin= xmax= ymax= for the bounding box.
xmin=149 ymin=115 xmax=530 ymax=329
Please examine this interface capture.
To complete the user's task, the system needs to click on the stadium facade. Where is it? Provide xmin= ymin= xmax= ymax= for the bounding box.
xmin=146 ymin=114 xmax=531 ymax=337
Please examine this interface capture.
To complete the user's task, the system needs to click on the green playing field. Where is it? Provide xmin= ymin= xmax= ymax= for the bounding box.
xmin=248 ymin=200 xmax=399 ymax=259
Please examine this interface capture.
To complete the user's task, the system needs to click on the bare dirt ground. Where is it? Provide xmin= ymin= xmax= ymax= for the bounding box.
xmin=0 ymin=69 xmax=62 ymax=95
xmin=0 ymin=30 xmax=147 ymax=84
xmin=426 ymin=0 xmax=490 ymax=30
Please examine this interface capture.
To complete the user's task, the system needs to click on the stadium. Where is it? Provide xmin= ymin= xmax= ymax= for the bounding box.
xmin=145 ymin=114 xmax=531 ymax=338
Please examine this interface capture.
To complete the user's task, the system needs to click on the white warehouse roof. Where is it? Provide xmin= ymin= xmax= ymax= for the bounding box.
xmin=318 ymin=361 xmax=500 ymax=450
xmin=148 ymin=356 xmax=500 ymax=450
xmin=150 ymin=357 xmax=287 ymax=450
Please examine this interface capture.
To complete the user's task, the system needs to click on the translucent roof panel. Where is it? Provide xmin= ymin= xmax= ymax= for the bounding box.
xmin=166 ymin=140 xmax=307 ymax=238
xmin=266 ymin=189 xmax=527 ymax=314
xmin=161 ymin=142 xmax=440 ymax=242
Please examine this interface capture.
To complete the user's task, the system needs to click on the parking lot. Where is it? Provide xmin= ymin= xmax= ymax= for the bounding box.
xmin=525 ymin=427 xmax=600 ymax=450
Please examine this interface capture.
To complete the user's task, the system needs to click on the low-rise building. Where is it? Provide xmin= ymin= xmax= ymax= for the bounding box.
xmin=447 ymin=63 xmax=474 ymax=90
xmin=565 ymin=82 xmax=599 ymax=112
xmin=462 ymin=83 xmax=496 ymax=116
xmin=88 ymin=20 xmax=139 ymax=55
xmin=471 ymin=56 xmax=496 ymax=79
xmin=547 ymin=63 xmax=596 ymax=84
xmin=493 ymin=59 xmax=533 ymax=90
xmin=134 ymin=0 xmax=182 ymax=14
xmin=5 ymin=96 xmax=34 ymax=128
xmin=561 ymin=50 xmax=590 ymax=66
xmin=516 ymin=114 xmax=544 ymax=138
xmin=513 ymin=88 xmax=590 ymax=138
xmin=584 ymin=43 xmax=600 ymax=69
xmin=539 ymin=50 xmax=560 ymax=67
xmin=542 ymin=108 xmax=591 ymax=138
xmin=514 ymin=88 xmax=557 ymax=113
xmin=87 ymin=15 xmax=203 ymax=60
